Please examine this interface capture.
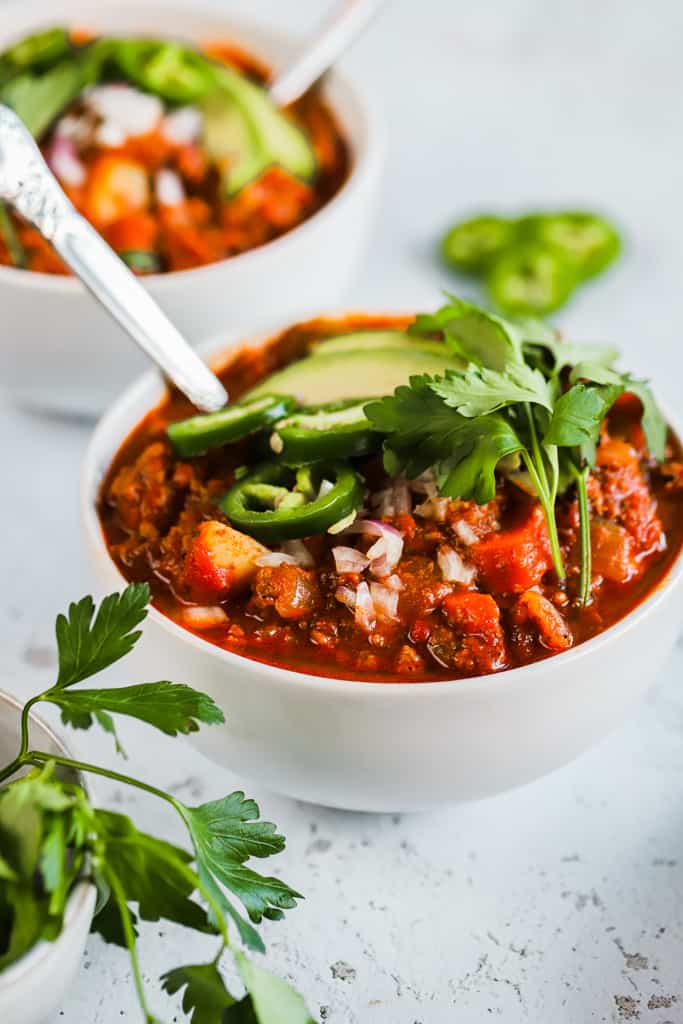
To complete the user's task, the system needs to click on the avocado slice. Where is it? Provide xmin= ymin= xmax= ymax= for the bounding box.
xmin=310 ymin=330 xmax=450 ymax=358
xmin=202 ymin=65 xmax=317 ymax=195
xmin=246 ymin=344 xmax=462 ymax=405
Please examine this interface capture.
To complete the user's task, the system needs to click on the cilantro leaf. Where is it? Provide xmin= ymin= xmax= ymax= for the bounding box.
xmin=411 ymin=295 xmax=524 ymax=370
xmin=47 ymin=682 xmax=224 ymax=746
xmin=179 ymin=793 xmax=301 ymax=940
xmin=524 ymin=337 xmax=619 ymax=376
xmin=161 ymin=962 xmax=237 ymax=1022
xmin=569 ymin=362 xmax=666 ymax=460
xmin=543 ymin=381 xmax=624 ymax=465
xmin=91 ymin=810 xmax=213 ymax=940
xmin=429 ymin=361 xmax=552 ymax=417
xmin=226 ymin=952 xmax=315 ymax=1024
xmin=55 ymin=583 xmax=150 ymax=688
xmin=365 ymin=378 xmax=524 ymax=502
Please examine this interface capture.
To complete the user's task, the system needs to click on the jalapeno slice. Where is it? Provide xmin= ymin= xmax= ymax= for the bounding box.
xmin=121 ymin=250 xmax=160 ymax=274
xmin=487 ymin=242 xmax=577 ymax=316
xmin=111 ymin=40 xmax=215 ymax=103
xmin=269 ymin=400 xmax=379 ymax=463
xmin=220 ymin=461 xmax=364 ymax=542
xmin=167 ymin=395 xmax=296 ymax=457
xmin=520 ymin=212 xmax=620 ymax=279
xmin=440 ymin=215 xmax=519 ymax=274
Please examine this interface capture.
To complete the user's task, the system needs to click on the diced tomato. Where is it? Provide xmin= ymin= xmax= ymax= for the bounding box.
xmin=590 ymin=520 xmax=640 ymax=583
xmin=105 ymin=211 xmax=158 ymax=254
xmin=84 ymin=155 xmax=150 ymax=228
xmin=442 ymin=591 xmax=501 ymax=635
xmin=174 ymin=144 xmax=208 ymax=184
xmin=181 ymin=521 xmax=267 ymax=602
xmin=472 ymin=505 xmax=552 ymax=594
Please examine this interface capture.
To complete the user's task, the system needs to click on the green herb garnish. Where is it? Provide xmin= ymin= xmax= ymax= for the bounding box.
xmin=0 ymin=584 xmax=313 ymax=1023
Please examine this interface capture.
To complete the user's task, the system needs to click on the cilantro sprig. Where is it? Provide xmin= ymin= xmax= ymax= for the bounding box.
xmin=0 ymin=584 xmax=313 ymax=1024
xmin=367 ymin=295 xmax=666 ymax=603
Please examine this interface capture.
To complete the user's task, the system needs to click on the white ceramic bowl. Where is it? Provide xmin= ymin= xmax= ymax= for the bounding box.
xmin=0 ymin=0 xmax=382 ymax=416
xmin=82 ymin=322 xmax=683 ymax=812
xmin=0 ymin=692 xmax=96 ymax=1024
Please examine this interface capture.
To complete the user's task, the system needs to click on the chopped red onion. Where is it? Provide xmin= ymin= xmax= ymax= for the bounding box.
xmin=414 ymin=496 xmax=450 ymax=522
xmin=383 ymin=574 xmax=404 ymax=592
xmin=180 ymin=605 xmax=228 ymax=629
xmin=332 ymin=546 xmax=370 ymax=574
xmin=392 ymin=477 xmax=411 ymax=515
xmin=452 ymin=519 xmax=479 ymax=546
xmin=437 ymin=546 xmax=477 ymax=585
xmin=161 ymin=106 xmax=202 ymax=144
xmin=255 ymin=552 xmax=299 ymax=567
xmin=281 ymin=539 xmax=314 ymax=568
xmin=343 ymin=519 xmax=404 ymax=578
xmin=369 ymin=581 xmax=399 ymax=621
xmin=86 ymin=84 xmax=163 ymax=138
xmin=48 ymin=137 xmax=86 ymax=187
xmin=155 ymin=168 xmax=185 ymax=207
xmin=354 ymin=581 xmax=376 ymax=632
xmin=334 ymin=585 xmax=357 ymax=611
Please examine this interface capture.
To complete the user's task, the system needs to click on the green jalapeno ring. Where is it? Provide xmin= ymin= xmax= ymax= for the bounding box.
xmin=167 ymin=394 xmax=297 ymax=457
xmin=220 ymin=461 xmax=364 ymax=542
xmin=518 ymin=212 xmax=621 ymax=279
xmin=270 ymin=399 xmax=380 ymax=463
xmin=439 ymin=215 xmax=520 ymax=275
xmin=486 ymin=241 xmax=578 ymax=316
xmin=111 ymin=40 xmax=216 ymax=103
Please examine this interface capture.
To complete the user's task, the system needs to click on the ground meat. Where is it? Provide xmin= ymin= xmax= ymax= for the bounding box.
xmin=107 ymin=441 xmax=190 ymax=536
xmin=589 ymin=437 xmax=663 ymax=553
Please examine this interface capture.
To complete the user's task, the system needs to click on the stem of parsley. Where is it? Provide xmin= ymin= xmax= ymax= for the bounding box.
xmin=523 ymin=404 xmax=566 ymax=581
xmin=106 ymin=865 xmax=158 ymax=1024
xmin=571 ymin=462 xmax=592 ymax=606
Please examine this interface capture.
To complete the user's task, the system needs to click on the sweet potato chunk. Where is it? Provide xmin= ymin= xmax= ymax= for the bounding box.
xmin=511 ymin=590 xmax=572 ymax=652
xmin=472 ymin=506 xmax=552 ymax=594
xmin=442 ymin=592 xmax=502 ymax=635
xmin=181 ymin=521 xmax=267 ymax=602
xmin=590 ymin=520 xmax=639 ymax=583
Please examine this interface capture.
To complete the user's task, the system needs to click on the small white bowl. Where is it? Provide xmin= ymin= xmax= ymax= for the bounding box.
xmin=82 ymin=321 xmax=683 ymax=812
xmin=0 ymin=0 xmax=383 ymax=416
xmin=0 ymin=692 xmax=96 ymax=1024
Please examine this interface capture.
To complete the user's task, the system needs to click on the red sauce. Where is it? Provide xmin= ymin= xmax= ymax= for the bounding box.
xmin=98 ymin=316 xmax=683 ymax=682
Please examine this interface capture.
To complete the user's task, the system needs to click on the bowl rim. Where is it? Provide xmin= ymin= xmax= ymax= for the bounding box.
xmin=0 ymin=690 xmax=96 ymax=990
xmin=0 ymin=0 xmax=382 ymax=294
xmin=82 ymin=309 xmax=683 ymax=699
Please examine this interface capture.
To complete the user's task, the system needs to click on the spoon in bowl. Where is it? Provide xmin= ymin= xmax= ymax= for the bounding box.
xmin=269 ymin=0 xmax=385 ymax=107
xmin=0 ymin=103 xmax=228 ymax=412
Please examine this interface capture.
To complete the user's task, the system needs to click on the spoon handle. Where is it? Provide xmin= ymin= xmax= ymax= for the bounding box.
xmin=269 ymin=0 xmax=386 ymax=108
xmin=0 ymin=105 xmax=227 ymax=412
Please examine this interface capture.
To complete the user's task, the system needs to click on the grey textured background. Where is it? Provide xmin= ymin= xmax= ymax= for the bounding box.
xmin=1 ymin=1 xmax=683 ymax=1020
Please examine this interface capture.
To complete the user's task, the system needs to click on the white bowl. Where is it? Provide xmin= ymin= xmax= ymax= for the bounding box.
xmin=81 ymin=322 xmax=683 ymax=812
xmin=0 ymin=692 xmax=96 ymax=1024
xmin=0 ymin=0 xmax=382 ymax=416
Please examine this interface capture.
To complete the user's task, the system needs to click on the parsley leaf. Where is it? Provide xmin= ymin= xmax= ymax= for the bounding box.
xmin=179 ymin=793 xmax=302 ymax=941
xmin=543 ymin=381 xmax=624 ymax=465
xmin=429 ymin=361 xmax=552 ymax=417
xmin=569 ymin=362 xmax=666 ymax=460
xmin=47 ymin=681 xmax=224 ymax=745
xmin=411 ymin=295 xmax=524 ymax=369
xmin=524 ymin=336 xmax=619 ymax=375
xmin=161 ymin=962 xmax=237 ymax=1023
xmin=55 ymin=584 xmax=150 ymax=688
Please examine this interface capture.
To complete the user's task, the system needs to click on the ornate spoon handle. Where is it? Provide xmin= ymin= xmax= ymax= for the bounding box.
xmin=0 ymin=104 xmax=227 ymax=412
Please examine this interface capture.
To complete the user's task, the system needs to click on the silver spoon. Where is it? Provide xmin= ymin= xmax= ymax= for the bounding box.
xmin=269 ymin=0 xmax=386 ymax=107
xmin=0 ymin=104 xmax=228 ymax=412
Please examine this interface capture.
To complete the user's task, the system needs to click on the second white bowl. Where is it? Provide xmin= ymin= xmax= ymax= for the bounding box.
xmin=0 ymin=0 xmax=383 ymax=415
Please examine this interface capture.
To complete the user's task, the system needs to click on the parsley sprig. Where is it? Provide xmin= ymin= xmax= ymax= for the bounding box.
xmin=366 ymin=295 xmax=666 ymax=603
xmin=0 ymin=584 xmax=314 ymax=1023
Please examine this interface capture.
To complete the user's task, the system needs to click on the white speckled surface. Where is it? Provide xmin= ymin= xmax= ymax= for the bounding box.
xmin=2 ymin=0 xmax=683 ymax=1020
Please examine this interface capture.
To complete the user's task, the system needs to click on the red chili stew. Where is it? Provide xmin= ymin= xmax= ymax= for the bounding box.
xmin=99 ymin=316 xmax=683 ymax=682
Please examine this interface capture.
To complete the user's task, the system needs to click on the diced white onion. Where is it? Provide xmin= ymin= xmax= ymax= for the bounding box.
xmin=354 ymin=581 xmax=376 ymax=632
xmin=410 ymin=470 xmax=438 ymax=498
xmin=343 ymin=519 xmax=404 ymax=578
xmin=318 ymin=478 xmax=335 ymax=498
xmin=452 ymin=519 xmax=479 ymax=546
xmin=414 ymin=496 xmax=450 ymax=522
xmin=437 ymin=546 xmax=477 ymax=585
xmin=392 ymin=477 xmax=411 ymax=515
xmin=334 ymin=585 xmax=357 ymax=611
xmin=256 ymin=552 xmax=299 ymax=567
xmin=86 ymin=84 xmax=163 ymax=138
xmin=369 ymin=581 xmax=399 ymax=621
xmin=383 ymin=574 xmax=404 ymax=592
xmin=95 ymin=120 xmax=128 ymax=148
xmin=161 ymin=105 xmax=202 ymax=144
xmin=281 ymin=539 xmax=314 ymax=568
xmin=332 ymin=546 xmax=370 ymax=574
xmin=181 ymin=605 xmax=228 ymax=629
xmin=371 ymin=488 xmax=394 ymax=518
xmin=48 ymin=137 xmax=86 ymax=187
xmin=155 ymin=167 xmax=185 ymax=207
